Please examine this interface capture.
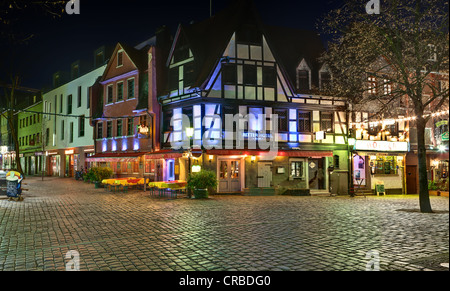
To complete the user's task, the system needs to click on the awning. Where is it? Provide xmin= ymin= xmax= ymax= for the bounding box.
xmin=145 ymin=150 xmax=183 ymax=160
xmin=206 ymin=149 xmax=333 ymax=158
xmin=86 ymin=152 xmax=144 ymax=163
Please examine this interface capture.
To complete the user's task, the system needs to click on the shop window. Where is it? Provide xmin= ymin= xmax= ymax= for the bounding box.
xmin=291 ymin=161 xmax=305 ymax=179
xmin=374 ymin=156 xmax=398 ymax=175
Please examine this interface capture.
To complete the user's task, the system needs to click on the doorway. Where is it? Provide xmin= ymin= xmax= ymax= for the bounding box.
xmin=308 ymin=158 xmax=326 ymax=190
xmin=406 ymin=165 xmax=418 ymax=194
xmin=218 ymin=160 xmax=241 ymax=193
xmin=257 ymin=162 xmax=272 ymax=188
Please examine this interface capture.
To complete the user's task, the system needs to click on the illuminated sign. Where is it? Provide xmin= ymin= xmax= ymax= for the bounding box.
xmin=138 ymin=125 xmax=150 ymax=135
xmin=0 ymin=146 xmax=8 ymax=154
xmin=314 ymin=131 xmax=326 ymax=141
xmin=65 ymin=150 xmax=74 ymax=155
xmin=355 ymin=140 xmax=408 ymax=152
xmin=242 ymin=132 xmax=273 ymax=140
xmin=192 ymin=165 xmax=201 ymax=173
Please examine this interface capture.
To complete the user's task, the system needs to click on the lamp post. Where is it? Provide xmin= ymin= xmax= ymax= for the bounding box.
xmin=186 ymin=127 xmax=194 ymax=198
xmin=348 ymin=137 xmax=356 ymax=197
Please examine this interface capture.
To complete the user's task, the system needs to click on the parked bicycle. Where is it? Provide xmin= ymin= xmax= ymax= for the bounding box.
xmin=75 ymin=167 xmax=85 ymax=181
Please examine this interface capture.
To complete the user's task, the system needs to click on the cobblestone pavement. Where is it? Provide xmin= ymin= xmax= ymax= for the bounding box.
xmin=0 ymin=177 xmax=448 ymax=271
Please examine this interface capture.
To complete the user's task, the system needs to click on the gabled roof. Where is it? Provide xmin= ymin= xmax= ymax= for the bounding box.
xmin=100 ymin=42 xmax=150 ymax=83
xmin=164 ymin=0 xmax=326 ymax=95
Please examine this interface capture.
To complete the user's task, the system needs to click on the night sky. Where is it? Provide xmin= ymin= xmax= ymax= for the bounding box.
xmin=1 ymin=0 xmax=343 ymax=90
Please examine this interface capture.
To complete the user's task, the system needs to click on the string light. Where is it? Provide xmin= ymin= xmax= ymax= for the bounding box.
xmin=350 ymin=109 xmax=449 ymax=127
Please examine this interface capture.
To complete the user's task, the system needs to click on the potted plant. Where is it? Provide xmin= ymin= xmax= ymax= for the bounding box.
xmin=90 ymin=167 xmax=113 ymax=188
xmin=428 ymin=180 xmax=440 ymax=196
xmin=187 ymin=170 xmax=218 ymax=199
xmin=439 ymin=178 xmax=449 ymax=197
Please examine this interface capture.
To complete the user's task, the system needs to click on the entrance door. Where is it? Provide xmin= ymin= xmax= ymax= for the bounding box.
xmin=258 ymin=162 xmax=272 ymax=188
xmin=219 ymin=160 xmax=241 ymax=192
xmin=308 ymin=159 xmax=325 ymax=190
xmin=406 ymin=165 xmax=417 ymax=194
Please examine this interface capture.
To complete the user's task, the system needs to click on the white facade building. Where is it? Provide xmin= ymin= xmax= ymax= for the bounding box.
xmin=43 ymin=65 xmax=106 ymax=177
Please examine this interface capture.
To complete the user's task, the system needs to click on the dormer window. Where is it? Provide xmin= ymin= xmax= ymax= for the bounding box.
xmin=296 ymin=59 xmax=311 ymax=91
xmin=319 ymin=64 xmax=332 ymax=91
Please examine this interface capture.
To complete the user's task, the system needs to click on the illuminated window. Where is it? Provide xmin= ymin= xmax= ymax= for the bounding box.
xmin=368 ymin=77 xmax=377 ymax=95
xmin=291 ymin=161 xmax=304 ymax=178
xmin=320 ymin=112 xmax=334 ymax=132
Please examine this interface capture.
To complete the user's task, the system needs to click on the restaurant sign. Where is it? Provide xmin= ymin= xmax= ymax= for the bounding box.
xmin=355 ymin=140 xmax=408 ymax=152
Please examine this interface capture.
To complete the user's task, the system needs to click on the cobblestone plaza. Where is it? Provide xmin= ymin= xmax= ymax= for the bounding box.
xmin=0 ymin=177 xmax=448 ymax=271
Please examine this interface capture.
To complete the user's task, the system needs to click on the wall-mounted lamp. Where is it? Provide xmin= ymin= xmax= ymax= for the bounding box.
xmin=251 ymin=156 xmax=256 ymax=163
xmin=208 ymin=155 xmax=214 ymax=163
xmin=185 ymin=127 xmax=194 ymax=139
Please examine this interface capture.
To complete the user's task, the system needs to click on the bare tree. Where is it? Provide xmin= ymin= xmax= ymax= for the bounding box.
xmin=319 ymin=0 xmax=449 ymax=213
xmin=1 ymin=0 xmax=65 ymax=175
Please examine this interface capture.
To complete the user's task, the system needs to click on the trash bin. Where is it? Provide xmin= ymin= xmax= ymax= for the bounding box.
xmin=7 ymin=179 xmax=19 ymax=198
xmin=6 ymin=171 xmax=23 ymax=200
xmin=0 ymin=170 xmax=6 ymax=196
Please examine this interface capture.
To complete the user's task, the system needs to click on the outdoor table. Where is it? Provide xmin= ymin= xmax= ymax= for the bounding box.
xmin=148 ymin=181 xmax=187 ymax=198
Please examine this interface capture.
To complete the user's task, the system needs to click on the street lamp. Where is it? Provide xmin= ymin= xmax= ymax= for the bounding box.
xmin=186 ymin=127 xmax=194 ymax=198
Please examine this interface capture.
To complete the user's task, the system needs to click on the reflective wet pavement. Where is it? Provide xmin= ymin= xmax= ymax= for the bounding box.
xmin=0 ymin=177 xmax=448 ymax=271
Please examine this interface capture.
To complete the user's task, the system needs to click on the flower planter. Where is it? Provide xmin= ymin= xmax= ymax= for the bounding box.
xmin=194 ymin=189 xmax=208 ymax=199
xmin=429 ymin=190 xmax=440 ymax=196
xmin=440 ymin=191 xmax=449 ymax=197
